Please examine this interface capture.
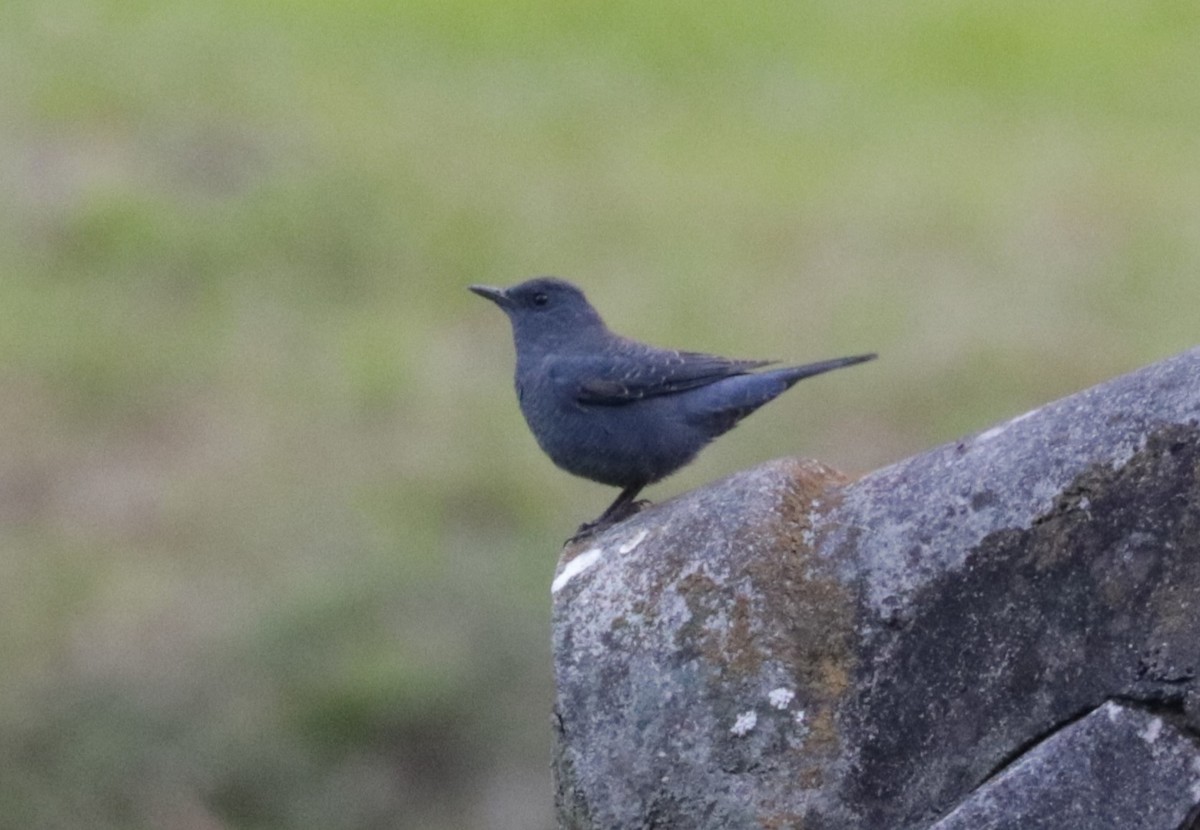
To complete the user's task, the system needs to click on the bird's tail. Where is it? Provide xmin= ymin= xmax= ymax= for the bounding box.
xmin=775 ymin=353 xmax=877 ymax=389
xmin=684 ymin=353 xmax=876 ymax=435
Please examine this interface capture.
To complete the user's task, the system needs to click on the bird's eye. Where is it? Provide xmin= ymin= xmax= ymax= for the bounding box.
xmin=532 ymin=293 xmax=549 ymax=307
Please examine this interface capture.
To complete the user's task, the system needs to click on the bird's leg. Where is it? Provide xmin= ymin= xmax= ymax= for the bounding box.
xmin=568 ymin=484 xmax=649 ymax=543
xmin=597 ymin=484 xmax=646 ymax=524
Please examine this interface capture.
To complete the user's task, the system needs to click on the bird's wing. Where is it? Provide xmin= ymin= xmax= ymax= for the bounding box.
xmin=563 ymin=347 xmax=774 ymax=406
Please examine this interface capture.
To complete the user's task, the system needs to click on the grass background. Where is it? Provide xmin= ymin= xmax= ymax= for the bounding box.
xmin=2 ymin=1 xmax=1198 ymax=828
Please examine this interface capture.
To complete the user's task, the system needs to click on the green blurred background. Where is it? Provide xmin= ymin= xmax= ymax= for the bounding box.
xmin=2 ymin=1 xmax=1198 ymax=827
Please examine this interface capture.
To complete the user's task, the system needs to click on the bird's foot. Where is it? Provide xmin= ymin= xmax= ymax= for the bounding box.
xmin=565 ymin=523 xmax=602 ymax=545
xmin=566 ymin=500 xmax=652 ymax=545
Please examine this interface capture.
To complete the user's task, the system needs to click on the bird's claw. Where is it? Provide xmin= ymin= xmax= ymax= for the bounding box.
xmin=565 ymin=523 xmax=602 ymax=545
xmin=566 ymin=500 xmax=651 ymax=545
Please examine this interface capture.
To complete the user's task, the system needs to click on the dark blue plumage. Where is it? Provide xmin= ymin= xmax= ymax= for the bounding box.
xmin=470 ymin=277 xmax=875 ymax=536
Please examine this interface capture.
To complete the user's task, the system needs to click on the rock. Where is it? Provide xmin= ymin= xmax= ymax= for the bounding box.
xmin=930 ymin=701 xmax=1200 ymax=830
xmin=551 ymin=346 xmax=1200 ymax=829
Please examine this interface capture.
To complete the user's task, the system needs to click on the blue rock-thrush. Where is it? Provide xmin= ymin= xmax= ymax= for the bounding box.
xmin=470 ymin=277 xmax=875 ymax=537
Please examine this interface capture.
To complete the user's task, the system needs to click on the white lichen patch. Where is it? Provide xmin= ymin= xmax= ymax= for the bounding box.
xmin=617 ymin=529 xmax=649 ymax=554
xmin=768 ymin=688 xmax=795 ymax=710
xmin=793 ymin=709 xmax=807 ymax=727
xmin=975 ymin=407 xmax=1041 ymax=445
xmin=976 ymin=425 xmax=1006 ymax=443
xmin=730 ymin=710 xmax=757 ymax=736
xmin=1009 ymin=407 xmax=1041 ymax=426
xmin=1103 ymin=701 xmax=1121 ymax=723
xmin=551 ymin=547 xmax=603 ymax=594
xmin=1138 ymin=716 xmax=1163 ymax=744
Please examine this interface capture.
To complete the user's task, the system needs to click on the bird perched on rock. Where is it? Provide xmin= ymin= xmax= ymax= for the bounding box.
xmin=470 ymin=277 xmax=875 ymax=539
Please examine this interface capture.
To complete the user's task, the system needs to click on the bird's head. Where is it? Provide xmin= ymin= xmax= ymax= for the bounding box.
xmin=469 ymin=277 xmax=607 ymax=352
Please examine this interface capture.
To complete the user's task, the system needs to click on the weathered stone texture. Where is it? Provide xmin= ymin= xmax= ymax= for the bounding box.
xmin=930 ymin=702 xmax=1200 ymax=830
xmin=552 ymin=347 xmax=1200 ymax=829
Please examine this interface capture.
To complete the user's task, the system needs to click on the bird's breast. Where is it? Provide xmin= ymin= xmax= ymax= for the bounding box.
xmin=513 ymin=373 xmax=706 ymax=487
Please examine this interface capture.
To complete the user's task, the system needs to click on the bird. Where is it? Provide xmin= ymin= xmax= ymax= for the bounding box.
xmin=469 ymin=277 xmax=875 ymax=539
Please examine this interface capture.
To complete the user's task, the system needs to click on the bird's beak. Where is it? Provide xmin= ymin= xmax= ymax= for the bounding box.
xmin=469 ymin=284 xmax=513 ymax=309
